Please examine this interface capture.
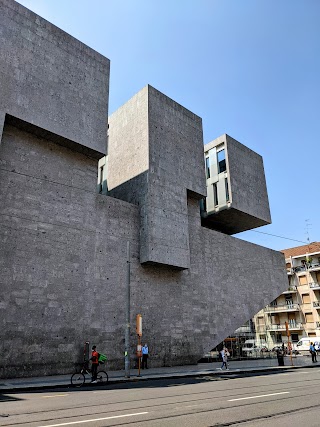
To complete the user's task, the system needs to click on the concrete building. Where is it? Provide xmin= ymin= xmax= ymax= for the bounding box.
xmin=253 ymin=242 xmax=320 ymax=347
xmin=0 ymin=0 xmax=287 ymax=378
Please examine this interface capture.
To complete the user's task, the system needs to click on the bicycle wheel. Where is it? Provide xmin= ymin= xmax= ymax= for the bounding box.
xmin=97 ymin=370 xmax=108 ymax=384
xmin=71 ymin=372 xmax=85 ymax=387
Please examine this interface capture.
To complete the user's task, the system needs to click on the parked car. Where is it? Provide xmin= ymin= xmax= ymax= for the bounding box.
xmin=199 ymin=349 xmax=220 ymax=362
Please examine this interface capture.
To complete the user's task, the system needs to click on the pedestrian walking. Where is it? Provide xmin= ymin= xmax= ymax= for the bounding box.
xmin=90 ymin=345 xmax=99 ymax=382
xmin=309 ymin=342 xmax=317 ymax=363
xmin=218 ymin=347 xmax=229 ymax=370
xmin=141 ymin=343 xmax=149 ymax=369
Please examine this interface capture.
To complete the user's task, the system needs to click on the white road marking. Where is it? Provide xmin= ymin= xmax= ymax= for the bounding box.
xmin=183 ymin=404 xmax=200 ymax=408
xmin=228 ymin=391 xmax=289 ymax=402
xmin=39 ymin=412 xmax=148 ymax=426
xmin=42 ymin=394 xmax=69 ymax=398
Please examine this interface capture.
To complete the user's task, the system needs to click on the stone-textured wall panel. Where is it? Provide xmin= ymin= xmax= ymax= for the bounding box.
xmin=226 ymin=135 xmax=271 ymax=224
xmin=0 ymin=125 xmax=139 ymax=377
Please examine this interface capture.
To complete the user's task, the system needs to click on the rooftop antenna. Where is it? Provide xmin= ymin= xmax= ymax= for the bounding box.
xmin=305 ymin=219 xmax=312 ymax=253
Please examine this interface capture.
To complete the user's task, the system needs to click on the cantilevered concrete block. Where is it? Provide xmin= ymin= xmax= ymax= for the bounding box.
xmin=107 ymin=85 xmax=207 ymax=269
xmin=201 ymin=134 xmax=271 ymax=234
xmin=0 ymin=0 xmax=109 ymax=157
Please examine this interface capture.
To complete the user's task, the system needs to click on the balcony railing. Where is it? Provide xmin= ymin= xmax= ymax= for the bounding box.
xmin=293 ymin=265 xmax=307 ymax=273
xmin=234 ymin=326 xmax=252 ymax=333
xmin=291 ymin=263 xmax=320 ymax=273
xmin=283 ymin=286 xmax=297 ymax=293
xmin=266 ymin=323 xmax=303 ymax=331
xmin=313 ymin=301 xmax=320 ymax=308
xmin=264 ymin=303 xmax=300 ymax=312
xmin=309 ymin=263 xmax=320 ymax=272
xmin=309 ymin=282 xmax=320 ymax=290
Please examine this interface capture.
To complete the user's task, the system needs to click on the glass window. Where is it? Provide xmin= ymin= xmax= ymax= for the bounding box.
xmin=205 ymin=157 xmax=210 ymax=179
xmin=225 ymin=178 xmax=229 ymax=202
xmin=213 ymin=183 xmax=218 ymax=206
xmin=200 ymin=197 xmax=207 ymax=213
xmin=217 ymin=149 xmax=226 ymax=173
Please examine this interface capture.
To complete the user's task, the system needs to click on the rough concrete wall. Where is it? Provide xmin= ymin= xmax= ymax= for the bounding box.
xmin=226 ymin=135 xmax=271 ymax=224
xmin=107 ymin=86 xmax=149 ymax=204
xmin=0 ymin=124 xmax=139 ymax=377
xmin=187 ymin=196 xmax=287 ymax=352
xmin=0 ymin=0 xmax=109 ymax=156
xmin=144 ymin=86 xmax=206 ymax=268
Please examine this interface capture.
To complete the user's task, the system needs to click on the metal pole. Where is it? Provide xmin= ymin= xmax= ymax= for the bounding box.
xmin=125 ymin=241 xmax=130 ymax=377
xmin=138 ymin=335 xmax=141 ymax=377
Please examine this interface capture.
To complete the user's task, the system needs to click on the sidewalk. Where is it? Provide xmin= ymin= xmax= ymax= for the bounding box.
xmin=1 ymin=357 xmax=319 ymax=393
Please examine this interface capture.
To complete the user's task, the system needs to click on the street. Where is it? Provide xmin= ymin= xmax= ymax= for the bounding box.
xmin=1 ymin=368 xmax=320 ymax=427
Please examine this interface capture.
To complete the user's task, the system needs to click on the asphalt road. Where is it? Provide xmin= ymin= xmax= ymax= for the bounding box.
xmin=1 ymin=368 xmax=320 ymax=427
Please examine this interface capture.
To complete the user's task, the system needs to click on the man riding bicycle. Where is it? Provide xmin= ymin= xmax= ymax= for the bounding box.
xmin=90 ymin=345 xmax=99 ymax=383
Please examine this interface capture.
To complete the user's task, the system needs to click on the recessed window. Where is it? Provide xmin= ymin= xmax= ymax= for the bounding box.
xmin=305 ymin=312 xmax=313 ymax=322
xmin=299 ymin=275 xmax=307 ymax=285
xmin=213 ymin=183 xmax=218 ymax=206
xmin=217 ymin=149 xmax=226 ymax=173
xmin=302 ymin=293 xmax=311 ymax=304
xmin=98 ymin=165 xmax=104 ymax=193
xmin=200 ymin=197 xmax=207 ymax=212
xmin=225 ymin=178 xmax=229 ymax=202
xmin=205 ymin=157 xmax=210 ymax=179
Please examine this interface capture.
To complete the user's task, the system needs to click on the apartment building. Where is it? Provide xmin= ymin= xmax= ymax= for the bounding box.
xmin=253 ymin=242 xmax=320 ymax=347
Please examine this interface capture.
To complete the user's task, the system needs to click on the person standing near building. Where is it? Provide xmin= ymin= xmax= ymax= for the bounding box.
xmin=310 ymin=342 xmax=317 ymax=363
xmin=219 ymin=347 xmax=229 ymax=370
xmin=141 ymin=343 xmax=149 ymax=369
xmin=90 ymin=345 xmax=99 ymax=382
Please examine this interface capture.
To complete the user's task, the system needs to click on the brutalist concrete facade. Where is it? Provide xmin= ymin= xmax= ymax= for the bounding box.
xmin=0 ymin=0 xmax=287 ymax=378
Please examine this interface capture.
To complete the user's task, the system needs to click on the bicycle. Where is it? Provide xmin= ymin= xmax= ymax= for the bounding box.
xmin=71 ymin=360 xmax=109 ymax=387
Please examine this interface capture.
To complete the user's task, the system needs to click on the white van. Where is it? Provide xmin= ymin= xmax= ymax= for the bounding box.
xmin=293 ymin=338 xmax=320 ymax=353
xmin=242 ymin=339 xmax=268 ymax=354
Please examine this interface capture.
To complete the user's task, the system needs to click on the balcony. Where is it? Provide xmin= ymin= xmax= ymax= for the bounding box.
xmin=266 ymin=323 xmax=303 ymax=331
xmin=283 ymin=286 xmax=297 ymax=294
xmin=293 ymin=265 xmax=307 ymax=273
xmin=292 ymin=263 xmax=320 ymax=273
xmin=309 ymin=282 xmax=320 ymax=290
xmin=313 ymin=301 xmax=320 ymax=309
xmin=309 ymin=263 xmax=320 ymax=272
xmin=234 ymin=325 xmax=252 ymax=334
xmin=264 ymin=303 xmax=300 ymax=313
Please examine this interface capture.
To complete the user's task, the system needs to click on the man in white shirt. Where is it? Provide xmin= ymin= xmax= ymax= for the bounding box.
xmin=142 ymin=343 xmax=149 ymax=369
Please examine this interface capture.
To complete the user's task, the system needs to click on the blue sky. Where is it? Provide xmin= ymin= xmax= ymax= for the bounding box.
xmin=17 ymin=0 xmax=320 ymax=251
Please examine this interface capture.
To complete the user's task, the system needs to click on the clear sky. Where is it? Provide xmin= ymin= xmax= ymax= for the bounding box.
xmin=17 ymin=0 xmax=320 ymax=252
